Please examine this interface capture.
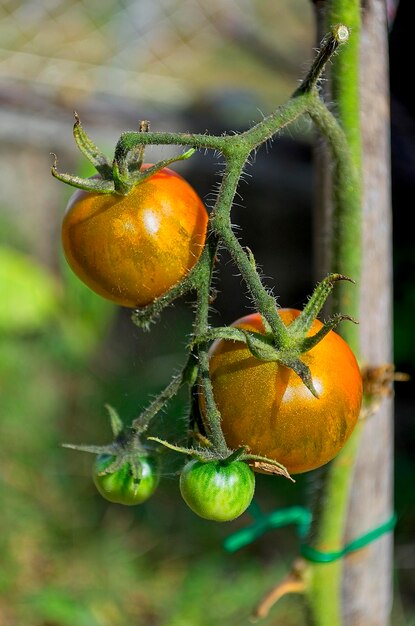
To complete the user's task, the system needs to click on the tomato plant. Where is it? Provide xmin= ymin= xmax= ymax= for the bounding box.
xmin=62 ymin=167 xmax=208 ymax=308
xmin=93 ymin=453 xmax=160 ymax=505
xmin=179 ymin=459 xmax=255 ymax=522
xmin=206 ymin=309 xmax=363 ymax=474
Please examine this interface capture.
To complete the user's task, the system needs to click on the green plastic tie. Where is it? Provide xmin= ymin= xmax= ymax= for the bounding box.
xmin=224 ymin=503 xmax=397 ymax=564
xmin=300 ymin=512 xmax=397 ymax=563
xmin=223 ymin=505 xmax=312 ymax=553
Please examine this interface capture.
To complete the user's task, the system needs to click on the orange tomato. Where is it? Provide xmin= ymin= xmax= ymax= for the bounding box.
xmin=61 ymin=167 xmax=208 ymax=307
xmin=206 ymin=309 xmax=363 ymax=474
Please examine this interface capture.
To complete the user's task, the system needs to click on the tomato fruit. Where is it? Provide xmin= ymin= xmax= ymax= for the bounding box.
xmin=206 ymin=309 xmax=363 ymax=474
xmin=93 ymin=454 xmax=160 ymax=505
xmin=62 ymin=167 xmax=208 ymax=307
xmin=179 ymin=459 xmax=255 ymax=522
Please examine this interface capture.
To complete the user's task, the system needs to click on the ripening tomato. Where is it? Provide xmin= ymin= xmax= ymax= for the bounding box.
xmin=205 ymin=309 xmax=363 ymax=474
xmin=62 ymin=167 xmax=208 ymax=307
xmin=93 ymin=454 xmax=160 ymax=505
xmin=180 ymin=459 xmax=255 ymax=522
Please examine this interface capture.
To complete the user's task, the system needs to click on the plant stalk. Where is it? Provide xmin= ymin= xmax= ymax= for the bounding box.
xmin=307 ymin=2 xmax=363 ymax=625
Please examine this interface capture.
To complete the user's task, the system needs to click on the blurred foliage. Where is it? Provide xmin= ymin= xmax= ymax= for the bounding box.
xmin=0 ymin=246 xmax=59 ymax=333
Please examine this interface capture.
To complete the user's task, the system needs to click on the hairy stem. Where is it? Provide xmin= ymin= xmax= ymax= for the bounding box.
xmin=307 ymin=93 xmax=361 ymax=351
xmin=307 ymin=3 xmax=363 ymax=626
xmin=210 ymin=159 xmax=289 ymax=343
xmin=193 ymin=237 xmax=229 ymax=455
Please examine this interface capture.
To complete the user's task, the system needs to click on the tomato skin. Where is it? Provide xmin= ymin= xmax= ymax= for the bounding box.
xmin=93 ymin=454 xmax=160 ymax=505
xmin=62 ymin=167 xmax=208 ymax=307
xmin=206 ymin=309 xmax=363 ymax=475
xmin=179 ymin=459 xmax=255 ymax=522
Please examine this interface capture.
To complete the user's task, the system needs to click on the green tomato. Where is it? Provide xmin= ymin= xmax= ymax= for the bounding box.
xmin=93 ymin=454 xmax=160 ymax=505
xmin=179 ymin=459 xmax=255 ymax=522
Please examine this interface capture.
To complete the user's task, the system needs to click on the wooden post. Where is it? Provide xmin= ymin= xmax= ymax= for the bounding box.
xmin=313 ymin=1 xmax=393 ymax=625
xmin=342 ymin=2 xmax=394 ymax=625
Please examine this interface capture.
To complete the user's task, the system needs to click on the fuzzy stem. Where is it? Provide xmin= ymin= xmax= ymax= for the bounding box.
xmin=114 ymin=91 xmax=313 ymax=163
xmin=306 ymin=3 xmax=363 ymax=626
xmin=295 ymin=24 xmax=350 ymax=96
xmin=307 ymin=425 xmax=362 ymax=626
xmin=193 ymin=236 xmax=229 ymax=455
xmin=307 ymin=93 xmax=361 ymax=351
xmin=130 ymin=370 xmax=186 ymax=435
xmin=210 ymin=159 xmax=289 ymax=343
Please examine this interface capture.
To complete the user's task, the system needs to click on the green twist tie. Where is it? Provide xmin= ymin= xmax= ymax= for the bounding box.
xmin=300 ymin=512 xmax=397 ymax=563
xmin=224 ymin=503 xmax=312 ymax=553
xmin=224 ymin=502 xmax=397 ymax=564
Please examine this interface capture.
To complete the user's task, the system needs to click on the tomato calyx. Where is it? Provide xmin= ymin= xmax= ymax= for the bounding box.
xmin=62 ymin=404 xmax=159 ymax=480
xmin=194 ymin=273 xmax=357 ymax=397
xmin=93 ymin=452 xmax=160 ymax=506
xmin=51 ymin=113 xmax=196 ymax=196
xmin=147 ymin=437 xmax=293 ymax=481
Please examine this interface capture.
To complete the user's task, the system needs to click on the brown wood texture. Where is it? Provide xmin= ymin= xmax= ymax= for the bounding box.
xmin=342 ymin=2 xmax=394 ymax=625
xmin=313 ymin=1 xmax=394 ymax=625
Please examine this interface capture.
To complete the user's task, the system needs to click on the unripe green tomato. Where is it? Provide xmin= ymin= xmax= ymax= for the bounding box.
xmin=179 ymin=459 xmax=255 ymax=522
xmin=93 ymin=454 xmax=160 ymax=505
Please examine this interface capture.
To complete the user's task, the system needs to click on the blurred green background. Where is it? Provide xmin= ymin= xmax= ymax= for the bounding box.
xmin=1 ymin=1 xmax=414 ymax=625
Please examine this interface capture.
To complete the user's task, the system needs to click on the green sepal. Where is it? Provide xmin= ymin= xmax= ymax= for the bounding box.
xmin=111 ymin=142 xmax=196 ymax=196
xmin=53 ymin=119 xmax=196 ymax=197
xmin=95 ymin=454 xmax=126 ymax=476
xmin=147 ymin=437 xmax=294 ymax=481
xmin=105 ymin=404 xmax=124 ymax=438
xmin=193 ymin=328 xmax=279 ymax=361
xmin=73 ymin=112 xmax=112 ymax=178
xmin=129 ymin=457 xmax=145 ymax=482
xmin=147 ymin=437 xmax=214 ymax=462
xmin=61 ymin=442 xmax=117 ymax=455
xmin=299 ymin=313 xmax=357 ymax=354
xmin=242 ymin=330 xmax=280 ymax=362
xmin=280 ymin=357 xmax=319 ymax=398
xmin=93 ymin=452 xmax=151 ymax=478
xmin=290 ymin=273 xmax=354 ymax=337
xmin=51 ymin=154 xmax=115 ymax=194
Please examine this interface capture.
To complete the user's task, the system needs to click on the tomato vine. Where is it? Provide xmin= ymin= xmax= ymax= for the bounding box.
xmin=56 ymin=23 xmax=361 ymax=490
xmin=51 ymin=26 xmax=374 ymax=626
